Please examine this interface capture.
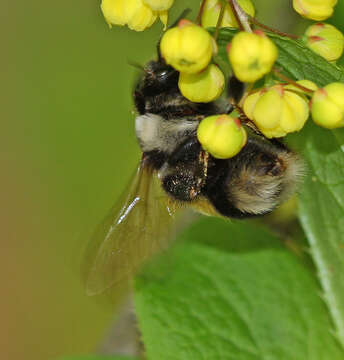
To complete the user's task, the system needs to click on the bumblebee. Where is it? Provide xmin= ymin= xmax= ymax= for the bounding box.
xmin=84 ymin=56 xmax=304 ymax=296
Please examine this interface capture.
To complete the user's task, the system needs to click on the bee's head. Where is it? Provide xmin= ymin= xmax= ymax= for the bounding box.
xmin=133 ymin=9 xmax=192 ymax=114
xmin=141 ymin=60 xmax=179 ymax=95
xmin=133 ymin=59 xmax=179 ymax=114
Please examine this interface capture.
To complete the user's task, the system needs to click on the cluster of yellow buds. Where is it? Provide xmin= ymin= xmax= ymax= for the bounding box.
xmin=243 ymin=82 xmax=314 ymax=138
xmin=201 ymin=0 xmax=255 ymax=29
xmin=289 ymin=2 xmax=344 ymax=131
xmin=197 ymin=115 xmax=247 ymax=159
xmin=293 ymin=0 xmax=337 ymax=21
xmin=101 ymin=0 xmax=173 ymax=31
xmin=304 ymin=23 xmax=344 ymax=62
xmin=160 ymin=20 xmax=225 ymax=103
xmin=243 ymin=79 xmax=344 ymax=135
xmin=99 ymin=0 xmax=344 ymax=158
xmin=227 ymin=30 xmax=278 ymax=83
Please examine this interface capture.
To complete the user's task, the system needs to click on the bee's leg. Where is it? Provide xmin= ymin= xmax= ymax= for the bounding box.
xmin=224 ymin=103 xmax=234 ymax=114
xmin=162 ymin=170 xmax=202 ymax=201
xmin=161 ymin=138 xmax=207 ymax=202
xmin=199 ymin=150 xmax=209 ymax=186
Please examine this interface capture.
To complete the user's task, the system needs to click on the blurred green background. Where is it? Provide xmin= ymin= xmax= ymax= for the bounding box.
xmin=1 ymin=1 xmax=343 ymax=360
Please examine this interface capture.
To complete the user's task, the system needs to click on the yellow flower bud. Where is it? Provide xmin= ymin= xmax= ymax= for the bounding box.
xmin=160 ymin=20 xmax=213 ymax=74
xmin=126 ymin=0 xmax=157 ymax=31
xmin=201 ymin=0 xmax=255 ymax=29
xmin=243 ymin=85 xmax=309 ymax=138
xmin=242 ymin=90 xmax=262 ymax=119
xmin=197 ymin=115 xmax=247 ymax=159
xmin=178 ymin=64 xmax=225 ymax=103
xmin=311 ymin=82 xmax=344 ymax=128
xmin=293 ymin=0 xmax=337 ymax=21
xmin=227 ymin=31 xmax=278 ymax=83
xmin=249 ymin=88 xmax=283 ymax=131
xmin=101 ymin=0 xmax=129 ymax=26
xmin=101 ymin=0 xmax=157 ymax=31
xmin=143 ymin=0 xmax=174 ymax=11
xmin=305 ymin=23 xmax=344 ymax=62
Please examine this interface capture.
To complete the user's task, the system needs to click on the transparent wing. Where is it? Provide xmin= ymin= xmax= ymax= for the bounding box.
xmin=83 ymin=159 xmax=177 ymax=295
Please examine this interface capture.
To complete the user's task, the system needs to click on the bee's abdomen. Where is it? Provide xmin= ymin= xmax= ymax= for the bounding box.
xmin=203 ymin=137 xmax=304 ymax=218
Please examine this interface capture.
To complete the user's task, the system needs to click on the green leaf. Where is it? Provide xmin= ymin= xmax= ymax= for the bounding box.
xmin=215 ymin=28 xmax=344 ymax=86
xmin=135 ymin=218 xmax=343 ymax=360
xmin=298 ymin=123 xmax=344 ymax=347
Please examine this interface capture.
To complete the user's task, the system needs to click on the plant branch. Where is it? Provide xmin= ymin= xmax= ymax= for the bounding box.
xmin=249 ymin=16 xmax=299 ymax=39
xmin=196 ymin=0 xmax=207 ymax=25
xmin=273 ymin=69 xmax=314 ymax=94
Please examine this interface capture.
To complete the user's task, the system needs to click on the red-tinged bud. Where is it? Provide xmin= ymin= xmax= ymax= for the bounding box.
xmin=227 ymin=31 xmax=278 ymax=83
xmin=243 ymin=84 xmax=310 ymax=138
xmin=197 ymin=115 xmax=247 ymax=159
xmin=311 ymin=82 xmax=344 ymax=128
xmin=160 ymin=21 xmax=213 ymax=74
xmin=304 ymin=23 xmax=344 ymax=61
xmin=293 ymin=0 xmax=337 ymax=21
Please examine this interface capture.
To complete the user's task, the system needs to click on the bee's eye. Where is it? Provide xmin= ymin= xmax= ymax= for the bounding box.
xmin=142 ymin=61 xmax=179 ymax=95
xmin=157 ymin=69 xmax=170 ymax=81
xmin=151 ymin=67 xmax=179 ymax=91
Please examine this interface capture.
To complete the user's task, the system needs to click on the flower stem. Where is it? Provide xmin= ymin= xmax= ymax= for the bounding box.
xmin=228 ymin=0 xmax=252 ymax=32
xmin=214 ymin=1 xmax=226 ymax=41
xmin=249 ymin=16 xmax=299 ymax=39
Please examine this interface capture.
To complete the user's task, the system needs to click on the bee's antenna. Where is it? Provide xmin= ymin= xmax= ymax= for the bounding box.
xmin=157 ymin=8 xmax=192 ymax=61
xmin=127 ymin=60 xmax=145 ymax=71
